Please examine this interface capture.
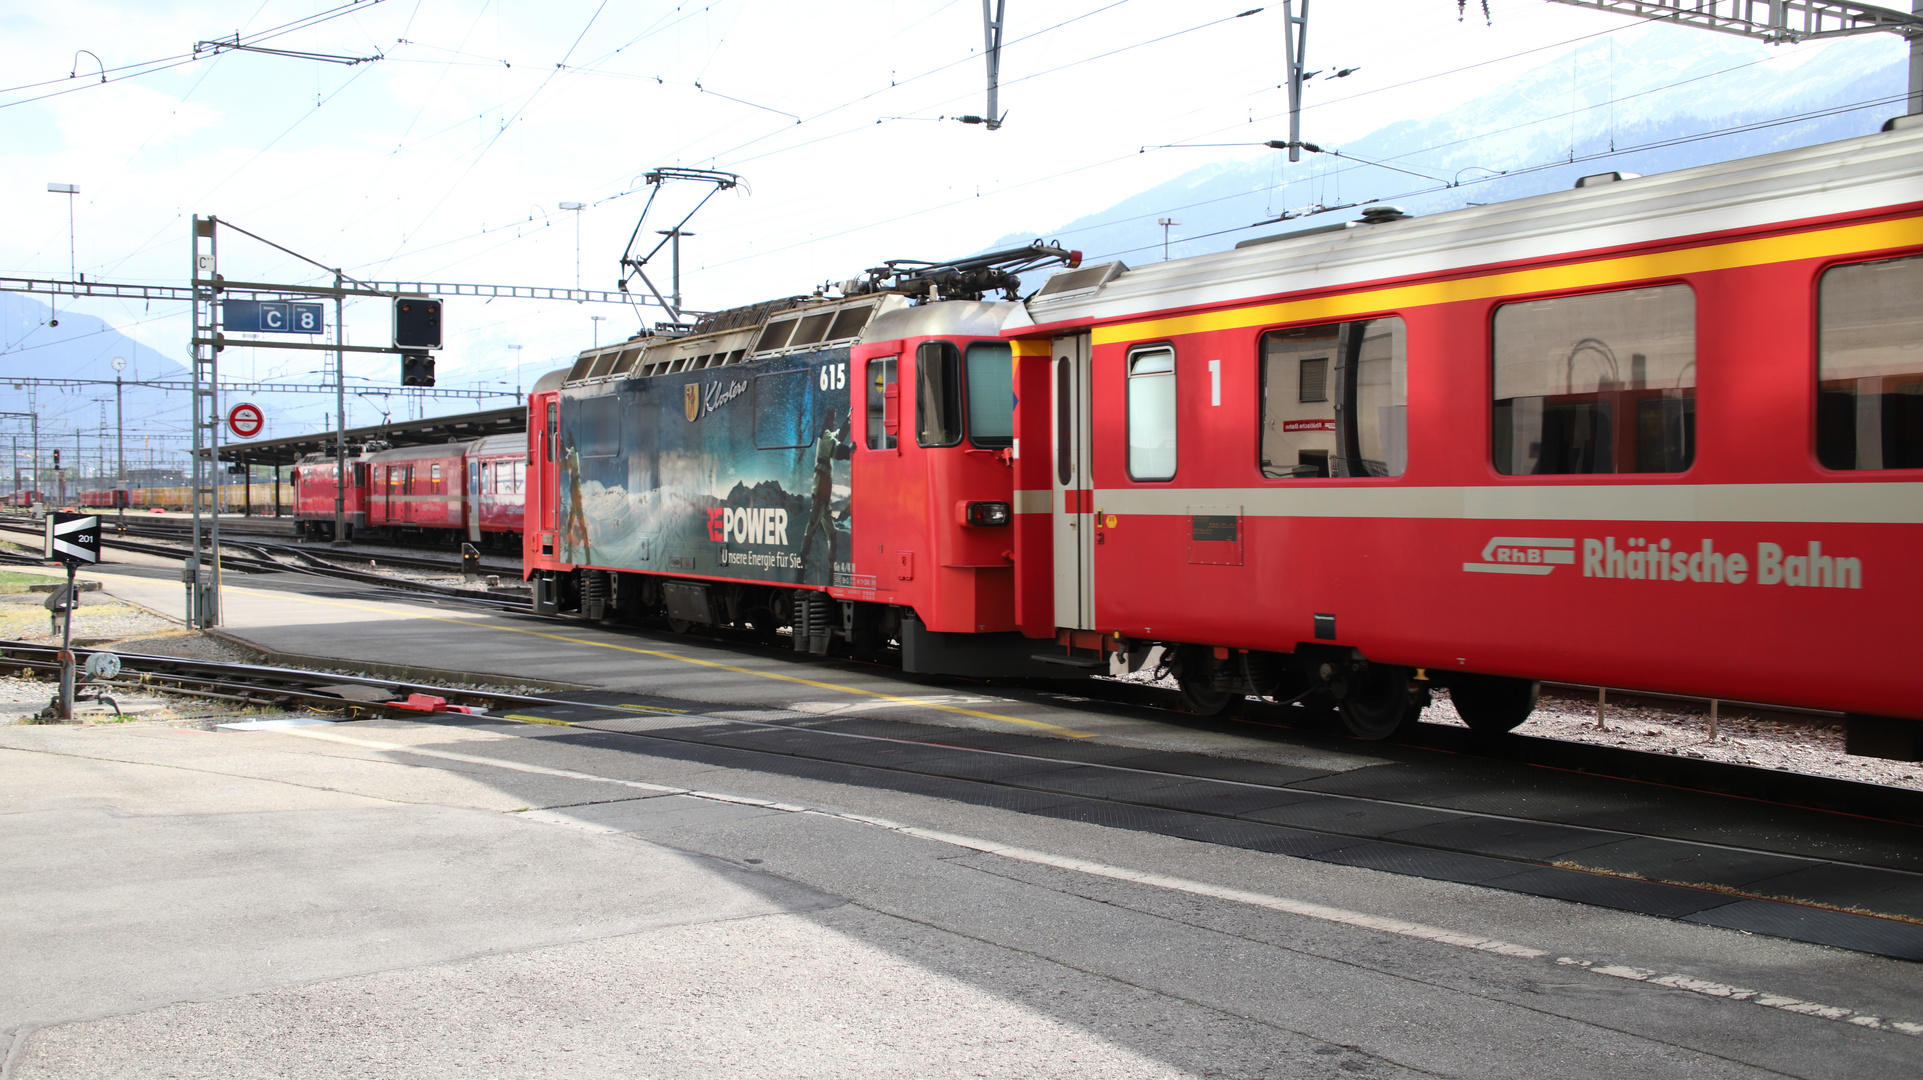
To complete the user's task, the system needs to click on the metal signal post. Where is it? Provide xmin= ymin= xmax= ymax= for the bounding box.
xmin=189 ymin=216 xmax=222 ymax=628
xmin=43 ymin=512 xmax=101 ymax=719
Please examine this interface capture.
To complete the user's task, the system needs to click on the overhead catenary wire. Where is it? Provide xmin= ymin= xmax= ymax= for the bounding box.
xmin=0 ymin=0 xmax=390 ymax=109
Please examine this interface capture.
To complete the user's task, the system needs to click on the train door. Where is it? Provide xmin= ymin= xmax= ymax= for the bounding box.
xmin=547 ymin=400 xmax=561 ymax=533
xmin=370 ymin=465 xmax=388 ymax=525
xmin=1051 ymin=332 xmax=1095 ymax=629
xmin=466 ymin=459 xmax=482 ymax=543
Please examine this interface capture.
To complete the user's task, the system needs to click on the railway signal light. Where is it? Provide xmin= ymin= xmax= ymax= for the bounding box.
xmin=400 ymin=352 xmax=436 ymax=388
xmin=51 ymin=449 xmax=59 ymax=468
xmin=393 ymin=297 xmax=442 ymax=349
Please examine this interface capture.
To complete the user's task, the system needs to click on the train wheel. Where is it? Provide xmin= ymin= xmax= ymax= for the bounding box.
xmin=1173 ymin=646 xmax=1240 ymax=717
xmin=1448 ymin=674 xmax=1538 ymax=734
xmin=1338 ymin=664 xmax=1425 ymax=740
xmin=740 ymin=604 xmax=783 ymax=645
xmin=667 ymin=618 xmax=696 ymax=635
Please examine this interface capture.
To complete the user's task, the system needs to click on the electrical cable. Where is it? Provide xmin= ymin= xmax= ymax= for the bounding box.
xmin=0 ymin=0 xmax=389 ymax=109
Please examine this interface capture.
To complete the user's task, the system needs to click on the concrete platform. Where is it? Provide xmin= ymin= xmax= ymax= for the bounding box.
xmin=6 ymin=712 xmax=1921 ymax=1078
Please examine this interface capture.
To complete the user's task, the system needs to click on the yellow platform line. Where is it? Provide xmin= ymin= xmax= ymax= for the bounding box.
xmin=219 ymin=584 xmax=1097 ymax=738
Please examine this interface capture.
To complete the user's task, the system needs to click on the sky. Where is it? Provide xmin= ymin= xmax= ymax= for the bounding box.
xmin=0 ymin=0 xmax=1909 ymax=473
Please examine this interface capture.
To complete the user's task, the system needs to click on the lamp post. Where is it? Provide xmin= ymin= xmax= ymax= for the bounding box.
xmin=508 ymin=344 xmax=523 ymax=398
xmin=111 ymin=356 xmax=126 ymax=485
xmin=0 ymin=413 xmax=36 ymax=497
xmin=559 ymin=202 xmax=585 ymax=290
xmin=591 ymin=315 xmax=607 ymax=348
xmin=47 ymin=183 xmax=78 ymax=326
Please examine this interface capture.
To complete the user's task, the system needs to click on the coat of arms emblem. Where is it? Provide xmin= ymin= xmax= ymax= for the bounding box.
xmin=684 ymin=383 xmax=701 ymax=422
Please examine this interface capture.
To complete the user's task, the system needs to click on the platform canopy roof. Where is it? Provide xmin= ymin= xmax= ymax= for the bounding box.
xmin=211 ymin=406 xmax=526 ymax=467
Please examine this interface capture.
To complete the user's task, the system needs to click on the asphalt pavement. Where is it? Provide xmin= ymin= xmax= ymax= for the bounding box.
xmin=1 ymin=561 xmax=1919 ymax=1077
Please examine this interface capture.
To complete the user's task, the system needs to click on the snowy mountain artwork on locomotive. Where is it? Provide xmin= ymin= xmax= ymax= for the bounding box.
xmin=554 ymin=352 xmax=853 ymax=588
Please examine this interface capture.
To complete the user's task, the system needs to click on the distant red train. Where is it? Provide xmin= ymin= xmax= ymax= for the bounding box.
xmin=78 ymin=489 xmax=130 ymax=509
xmin=521 ymin=122 xmax=1923 ymax=751
xmin=290 ymin=434 xmax=525 ymax=546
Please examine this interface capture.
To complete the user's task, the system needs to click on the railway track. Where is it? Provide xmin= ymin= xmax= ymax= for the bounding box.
xmin=0 ymin=516 xmax=1893 ymax=815
xmin=110 ymin=520 xmax=520 ymax=576
xmin=0 ymin=520 xmax=529 ymax=610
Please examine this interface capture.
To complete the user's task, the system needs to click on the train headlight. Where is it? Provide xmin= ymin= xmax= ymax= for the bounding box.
xmin=963 ymin=501 xmax=1011 ymax=527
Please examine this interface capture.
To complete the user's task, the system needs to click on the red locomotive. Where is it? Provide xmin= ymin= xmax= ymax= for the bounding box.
xmin=526 ymin=122 xmax=1923 ymax=748
xmin=291 ymin=434 xmax=525 ymax=546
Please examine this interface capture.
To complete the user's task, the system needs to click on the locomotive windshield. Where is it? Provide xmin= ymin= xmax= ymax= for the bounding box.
xmin=914 ymin=340 xmax=1015 ymax=448
xmin=964 ymin=342 xmax=1014 ymax=448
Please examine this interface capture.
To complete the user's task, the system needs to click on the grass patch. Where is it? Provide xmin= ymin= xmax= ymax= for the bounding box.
xmin=0 ymin=570 xmax=61 ymax=594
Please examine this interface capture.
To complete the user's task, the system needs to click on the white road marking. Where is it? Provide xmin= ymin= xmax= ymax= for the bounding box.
xmin=271 ymin=724 xmax=1922 ymax=1038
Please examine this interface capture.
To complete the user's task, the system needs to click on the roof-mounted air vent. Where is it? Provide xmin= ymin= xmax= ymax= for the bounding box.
xmin=1575 ymin=171 xmax=1640 ymax=188
xmin=1358 ymin=205 xmax=1409 ymax=224
xmin=1031 ymin=261 xmax=1125 ymax=303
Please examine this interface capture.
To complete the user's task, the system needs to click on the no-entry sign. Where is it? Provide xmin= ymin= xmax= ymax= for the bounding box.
xmin=227 ymin=402 xmax=264 ymax=439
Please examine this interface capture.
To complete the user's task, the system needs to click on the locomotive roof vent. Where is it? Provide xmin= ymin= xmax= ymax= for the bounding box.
xmin=1030 ymin=261 xmax=1126 ymax=303
xmin=1235 ymin=221 xmax=1354 ymax=249
xmin=1574 ymin=171 xmax=1640 ymax=188
xmin=1357 ymin=204 xmax=1409 ymax=223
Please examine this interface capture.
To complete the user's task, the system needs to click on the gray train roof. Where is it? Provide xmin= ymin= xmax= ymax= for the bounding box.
xmin=1009 ymin=122 xmax=1923 ymax=330
xmin=558 ymin=293 xmax=1019 ymax=389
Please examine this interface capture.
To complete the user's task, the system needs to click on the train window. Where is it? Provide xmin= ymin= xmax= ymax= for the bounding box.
xmin=753 ymin=370 xmax=815 ymax=449
xmin=865 ymin=356 xmax=898 ymax=450
xmin=1817 ymin=255 xmax=1923 ymax=470
xmin=965 ymin=342 xmax=1014 ymax=448
xmin=916 ymin=341 xmax=964 ymax=447
xmin=1127 ymin=346 xmax=1177 ymax=481
xmin=546 ymin=402 xmax=558 ymax=462
xmin=1056 ymin=358 xmax=1072 ymax=486
xmin=1261 ymin=318 xmax=1407 ymax=478
xmin=352 ymin=463 xmax=366 ymax=488
xmin=1492 ymin=285 xmax=1694 ymax=475
xmin=574 ymin=396 xmax=621 ymax=458
xmin=512 ymin=460 xmax=525 ymax=494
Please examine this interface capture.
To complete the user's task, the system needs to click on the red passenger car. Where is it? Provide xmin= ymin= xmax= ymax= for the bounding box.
xmin=1001 ymin=123 xmax=1923 ymax=742
xmin=465 ymin=434 xmax=527 ymax=548
xmin=364 ymin=443 xmax=467 ymax=539
xmin=293 ymin=437 xmax=527 ymax=547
